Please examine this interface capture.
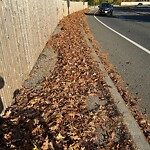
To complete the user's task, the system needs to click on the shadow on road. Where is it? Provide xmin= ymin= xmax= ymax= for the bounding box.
xmin=115 ymin=7 xmax=150 ymax=23
xmin=85 ymin=12 xmax=115 ymax=18
xmin=117 ymin=14 xmax=150 ymax=23
xmin=86 ymin=7 xmax=150 ymax=23
xmin=85 ymin=12 xmax=98 ymax=16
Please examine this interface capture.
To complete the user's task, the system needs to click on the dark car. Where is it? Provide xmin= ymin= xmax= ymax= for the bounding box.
xmin=137 ymin=3 xmax=143 ymax=7
xmin=98 ymin=3 xmax=113 ymax=16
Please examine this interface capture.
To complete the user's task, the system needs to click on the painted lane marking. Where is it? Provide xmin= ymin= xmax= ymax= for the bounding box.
xmin=94 ymin=12 xmax=150 ymax=55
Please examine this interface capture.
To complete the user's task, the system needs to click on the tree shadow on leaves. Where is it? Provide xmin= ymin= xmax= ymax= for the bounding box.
xmin=0 ymin=97 xmax=4 ymax=114
xmin=0 ymin=76 xmax=4 ymax=114
xmin=0 ymin=76 xmax=4 ymax=89
xmin=0 ymin=107 xmax=60 ymax=150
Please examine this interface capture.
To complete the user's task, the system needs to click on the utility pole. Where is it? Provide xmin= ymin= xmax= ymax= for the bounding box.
xmin=67 ymin=0 xmax=70 ymax=15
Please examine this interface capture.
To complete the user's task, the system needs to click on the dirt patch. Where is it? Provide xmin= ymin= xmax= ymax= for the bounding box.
xmin=23 ymin=47 xmax=57 ymax=91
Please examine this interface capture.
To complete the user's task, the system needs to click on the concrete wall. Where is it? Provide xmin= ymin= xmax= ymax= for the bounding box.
xmin=121 ymin=2 xmax=150 ymax=6
xmin=0 ymin=0 xmax=88 ymax=113
xmin=62 ymin=1 xmax=88 ymax=16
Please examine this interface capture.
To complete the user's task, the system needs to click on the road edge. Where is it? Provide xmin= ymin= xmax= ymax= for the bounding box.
xmin=83 ymin=25 xmax=150 ymax=149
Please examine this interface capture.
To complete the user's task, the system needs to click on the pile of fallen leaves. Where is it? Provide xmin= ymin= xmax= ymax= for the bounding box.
xmin=0 ymin=10 xmax=136 ymax=149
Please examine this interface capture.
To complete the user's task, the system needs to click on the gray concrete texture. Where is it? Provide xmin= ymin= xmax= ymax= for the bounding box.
xmin=0 ymin=0 xmax=88 ymax=113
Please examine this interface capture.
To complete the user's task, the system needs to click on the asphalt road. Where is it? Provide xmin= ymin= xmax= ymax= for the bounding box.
xmin=86 ymin=7 xmax=150 ymax=118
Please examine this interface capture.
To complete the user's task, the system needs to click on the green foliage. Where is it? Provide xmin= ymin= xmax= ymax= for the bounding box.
xmin=87 ymin=0 xmax=121 ymax=5
xmin=87 ymin=0 xmax=94 ymax=5
xmin=113 ymin=0 xmax=122 ymax=5
xmin=70 ymin=0 xmax=121 ymax=6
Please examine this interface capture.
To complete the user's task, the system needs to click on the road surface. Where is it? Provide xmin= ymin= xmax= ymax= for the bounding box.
xmin=86 ymin=7 xmax=150 ymax=118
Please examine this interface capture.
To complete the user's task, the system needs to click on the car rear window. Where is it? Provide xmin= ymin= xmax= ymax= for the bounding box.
xmin=101 ymin=3 xmax=110 ymax=7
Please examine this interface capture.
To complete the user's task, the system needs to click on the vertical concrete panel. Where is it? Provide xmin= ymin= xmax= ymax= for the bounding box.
xmin=20 ymin=0 xmax=32 ymax=72
xmin=8 ymin=0 xmax=23 ymax=83
xmin=38 ymin=0 xmax=44 ymax=49
xmin=62 ymin=1 xmax=68 ymax=16
xmin=0 ymin=0 xmax=20 ymax=107
xmin=44 ymin=0 xmax=48 ymax=41
xmin=29 ymin=0 xmax=40 ymax=66
xmin=22 ymin=0 xmax=32 ymax=71
xmin=14 ymin=0 xmax=28 ymax=78
xmin=50 ymin=0 xmax=57 ymax=35
xmin=25 ymin=0 xmax=34 ymax=71
xmin=10 ymin=0 xmax=28 ymax=81
xmin=62 ymin=1 xmax=88 ymax=16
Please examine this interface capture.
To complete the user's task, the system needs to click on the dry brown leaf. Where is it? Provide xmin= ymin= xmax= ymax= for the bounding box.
xmin=56 ymin=133 xmax=65 ymax=141
xmin=42 ymin=136 xmax=49 ymax=150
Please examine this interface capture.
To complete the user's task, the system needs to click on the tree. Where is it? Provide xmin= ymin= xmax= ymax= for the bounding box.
xmin=87 ymin=0 xmax=99 ymax=5
xmin=87 ymin=0 xmax=107 ymax=5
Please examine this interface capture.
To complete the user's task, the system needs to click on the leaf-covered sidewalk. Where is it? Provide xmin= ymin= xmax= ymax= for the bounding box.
xmin=0 ymin=10 xmax=149 ymax=150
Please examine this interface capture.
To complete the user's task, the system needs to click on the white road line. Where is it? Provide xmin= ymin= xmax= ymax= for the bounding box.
xmin=94 ymin=12 xmax=150 ymax=55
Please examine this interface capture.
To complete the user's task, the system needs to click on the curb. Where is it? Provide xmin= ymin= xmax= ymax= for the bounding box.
xmin=83 ymin=29 xmax=150 ymax=149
